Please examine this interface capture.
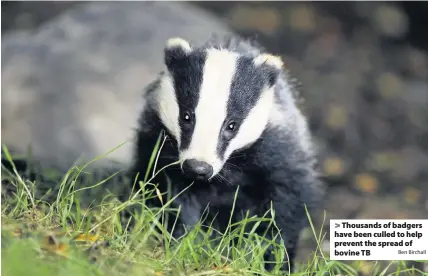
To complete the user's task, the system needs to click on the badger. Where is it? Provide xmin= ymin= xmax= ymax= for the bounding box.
xmin=129 ymin=34 xmax=323 ymax=272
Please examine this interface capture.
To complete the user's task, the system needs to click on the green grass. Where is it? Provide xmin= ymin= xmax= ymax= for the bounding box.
xmin=1 ymin=142 xmax=427 ymax=276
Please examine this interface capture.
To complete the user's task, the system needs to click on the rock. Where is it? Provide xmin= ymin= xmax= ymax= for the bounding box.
xmin=288 ymin=4 xmax=317 ymax=33
xmin=1 ymin=2 xmax=234 ymax=171
xmin=375 ymin=72 xmax=404 ymax=99
xmin=371 ymin=3 xmax=409 ymax=39
xmin=353 ymin=173 xmax=380 ymax=194
xmin=227 ymin=5 xmax=281 ymax=35
xmin=323 ymin=156 xmax=346 ymax=177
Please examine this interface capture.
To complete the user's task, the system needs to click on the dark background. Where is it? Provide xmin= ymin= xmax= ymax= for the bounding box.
xmin=3 ymin=2 xmax=428 ymax=50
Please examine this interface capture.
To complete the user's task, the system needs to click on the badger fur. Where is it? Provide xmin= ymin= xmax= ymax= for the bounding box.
xmin=130 ymin=35 xmax=323 ymax=272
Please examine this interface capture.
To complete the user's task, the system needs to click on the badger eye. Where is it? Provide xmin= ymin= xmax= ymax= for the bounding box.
xmin=227 ymin=122 xmax=236 ymax=131
xmin=181 ymin=111 xmax=192 ymax=123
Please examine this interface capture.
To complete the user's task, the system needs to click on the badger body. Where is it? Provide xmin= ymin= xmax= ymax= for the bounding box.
xmin=130 ymin=35 xmax=322 ymax=272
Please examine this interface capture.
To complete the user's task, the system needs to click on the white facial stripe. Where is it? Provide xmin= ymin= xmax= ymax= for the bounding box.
xmin=157 ymin=74 xmax=181 ymax=145
xmin=225 ymin=87 xmax=275 ymax=159
xmin=180 ymin=49 xmax=238 ymax=174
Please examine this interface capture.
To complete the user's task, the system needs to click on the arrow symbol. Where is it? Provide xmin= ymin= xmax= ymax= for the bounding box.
xmin=335 ymin=223 xmax=340 ymax=228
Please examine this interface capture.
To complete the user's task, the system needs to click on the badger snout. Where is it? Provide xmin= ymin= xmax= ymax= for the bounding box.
xmin=182 ymin=159 xmax=213 ymax=181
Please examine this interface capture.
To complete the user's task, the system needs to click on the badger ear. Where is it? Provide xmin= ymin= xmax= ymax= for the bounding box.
xmin=253 ymin=53 xmax=284 ymax=87
xmin=164 ymin=37 xmax=192 ymax=70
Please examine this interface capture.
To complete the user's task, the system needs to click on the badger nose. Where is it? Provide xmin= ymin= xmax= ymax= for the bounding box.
xmin=182 ymin=159 xmax=213 ymax=180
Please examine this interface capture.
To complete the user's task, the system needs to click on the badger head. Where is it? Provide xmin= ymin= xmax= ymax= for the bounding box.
xmin=155 ymin=37 xmax=283 ymax=181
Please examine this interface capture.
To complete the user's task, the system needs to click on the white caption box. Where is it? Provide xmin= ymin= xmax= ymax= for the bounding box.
xmin=330 ymin=219 xmax=428 ymax=260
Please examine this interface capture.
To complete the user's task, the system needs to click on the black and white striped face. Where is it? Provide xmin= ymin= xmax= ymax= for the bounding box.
xmin=156 ymin=38 xmax=283 ymax=181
